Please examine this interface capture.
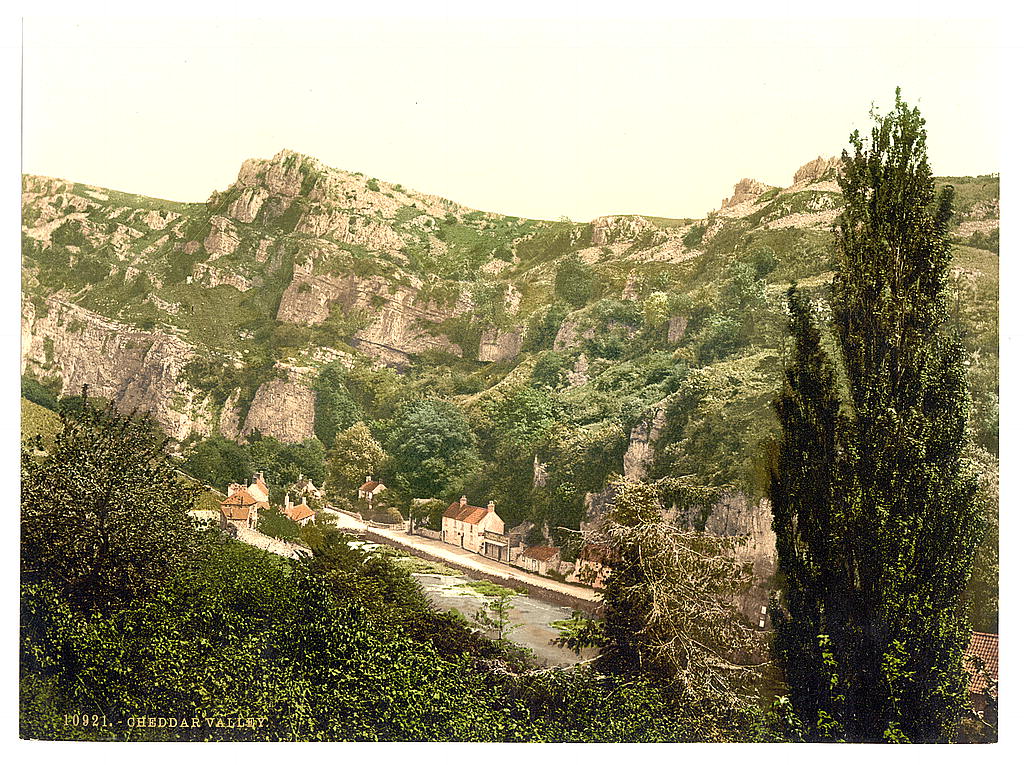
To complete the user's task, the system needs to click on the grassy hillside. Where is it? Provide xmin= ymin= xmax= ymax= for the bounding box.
xmin=21 ymin=398 xmax=61 ymax=450
xmin=21 ymin=157 xmax=998 ymax=544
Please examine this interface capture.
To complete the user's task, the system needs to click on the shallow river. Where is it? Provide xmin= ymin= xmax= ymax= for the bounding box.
xmin=411 ymin=571 xmax=598 ymax=666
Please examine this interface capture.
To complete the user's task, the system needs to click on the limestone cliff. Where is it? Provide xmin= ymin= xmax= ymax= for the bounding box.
xmin=241 ymin=364 xmax=317 ymax=442
xmin=21 ymin=296 xmax=217 ymax=441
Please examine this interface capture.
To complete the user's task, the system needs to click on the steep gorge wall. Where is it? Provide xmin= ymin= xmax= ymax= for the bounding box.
xmin=21 ymin=297 xmax=325 ymax=445
xmin=21 ymin=297 xmax=217 ymax=441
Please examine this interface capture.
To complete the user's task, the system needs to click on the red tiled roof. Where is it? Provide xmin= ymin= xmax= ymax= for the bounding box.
xmin=462 ymin=506 xmax=490 ymax=524
xmin=444 ymin=501 xmax=489 ymax=522
xmin=283 ymin=503 xmax=314 ymax=523
xmin=965 ymin=632 xmax=998 ymax=695
xmin=359 ymin=480 xmax=382 ymax=492
xmin=221 ymin=489 xmax=258 ymax=507
xmin=522 ymin=545 xmax=560 ymax=562
xmin=220 ymin=489 xmax=266 ymax=520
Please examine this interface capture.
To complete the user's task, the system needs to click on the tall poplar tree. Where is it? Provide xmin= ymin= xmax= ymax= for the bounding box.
xmin=769 ymin=93 xmax=985 ymax=743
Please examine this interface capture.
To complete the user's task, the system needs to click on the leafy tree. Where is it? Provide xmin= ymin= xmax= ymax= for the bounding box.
xmin=552 ymin=611 xmax=606 ymax=656
xmin=768 ymin=93 xmax=984 ymax=742
xmin=181 ymin=434 xmax=251 ymax=491
xmin=323 ymin=421 xmax=387 ymax=502
xmin=257 ymin=506 xmax=301 ymax=542
xmin=313 ymin=362 xmax=362 ymax=448
xmin=383 ymin=399 xmax=479 ymax=501
xmin=245 ymin=433 xmax=326 ymax=488
xmin=523 ymin=303 xmax=570 ymax=352
xmin=21 ymin=390 xmax=205 ymax=610
xmin=472 ymin=593 xmax=521 ymax=642
xmin=481 ymin=385 xmax=555 ymax=462
xmin=530 ymin=349 xmax=570 ymax=388
xmin=554 ymin=253 xmax=594 ymax=308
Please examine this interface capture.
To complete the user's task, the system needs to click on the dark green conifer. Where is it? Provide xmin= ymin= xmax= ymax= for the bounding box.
xmin=769 ymin=92 xmax=985 ymax=742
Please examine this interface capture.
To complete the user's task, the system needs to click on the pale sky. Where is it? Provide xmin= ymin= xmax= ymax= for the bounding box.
xmin=22 ymin=16 xmax=1003 ymax=222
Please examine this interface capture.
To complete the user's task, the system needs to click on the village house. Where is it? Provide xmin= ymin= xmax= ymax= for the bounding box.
xmin=518 ymin=545 xmax=561 ymax=576
xmin=282 ymin=493 xmax=315 ymax=526
xmin=290 ymin=473 xmax=323 ymax=501
xmin=568 ymin=544 xmax=618 ymax=589
xmin=358 ymin=476 xmax=387 ymax=508
xmin=245 ymin=472 xmax=270 ymax=504
xmin=442 ymin=496 xmax=506 ymax=558
xmin=964 ymin=631 xmax=998 ymax=723
xmin=219 ymin=487 xmax=268 ymax=532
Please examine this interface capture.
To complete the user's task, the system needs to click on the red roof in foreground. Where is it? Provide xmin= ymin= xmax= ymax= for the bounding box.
xmin=965 ymin=632 xmax=998 ymax=695
xmin=522 ymin=545 xmax=560 ymax=562
xmin=221 ymin=488 xmax=257 ymax=507
xmin=283 ymin=503 xmax=314 ymax=523
xmin=444 ymin=501 xmax=491 ymax=524
xmin=220 ymin=490 xmax=258 ymax=521
xmin=359 ymin=480 xmax=382 ymax=492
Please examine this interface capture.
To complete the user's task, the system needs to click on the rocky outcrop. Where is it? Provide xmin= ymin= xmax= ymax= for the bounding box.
xmin=277 ymin=272 xmax=466 ymax=363
xmin=295 ymin=208 xmax=407 ymax=253
xmin=622 ymin=404 xmax=668 ymax=480
xmin=590 ymin=215 xmax=655 ymax=246
xmin=532 ymin=456 xmax=549 ymax=488
xmin=237 ymin=151 xmax=306 ymax=197
xmin=241 ymin=364 xmax=316 ymax=442
xmin=566 ymin=353 xmax=590 ymax=387
xmin=227 ymin=187 xmax=269 ymax=223
xmin=721 ymin=178 xmax=770 ymax=209
xmin=478 ymin=327 xmax=523 ymax=362
xmin=218 ymin=388 xmax=245 ymax=441
xmin=203 ymin=215 xmax=241 ymax=256
xmin=192 ymin=262 xmax=255 ymax=291
xmin=792 ymin=156 xmax=842 ymax=185
xmin=667 ymin=315 xmax=688 ymax=343
xmin=21 ymin=297 xmax=217 ymax=441
xmin=697 ymin=492 xmax=777 ymax=624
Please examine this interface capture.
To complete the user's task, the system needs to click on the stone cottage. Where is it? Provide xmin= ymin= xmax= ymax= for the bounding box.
xmin=219 ymin=487 xmax=267 ymax=532
xmin=282 ymin=493 xmax=315 ymax=526
xmin=518 ymin=545 xmax=561 ymax=576
xmin=358 ymin=476 xmax=387 ymax=509
xmin=567 ymin=544 xmax=618 ymax=589
xmin=246 ymin=472 xmax=271 ymax=504
xmin=290 ymin=473 xmax=324 ymax=501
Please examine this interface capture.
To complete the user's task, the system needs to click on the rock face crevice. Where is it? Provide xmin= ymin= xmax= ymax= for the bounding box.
xmin=277 ymin=272 xmax=467 ymax=361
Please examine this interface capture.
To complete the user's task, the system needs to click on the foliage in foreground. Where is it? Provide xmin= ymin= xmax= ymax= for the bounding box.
xmin=595 ymin=478 xmax=766 ymax=702
xmin=21 ymin=534 xmax=777 ymax=742
xmin=20 ymin=398 xmax=776 ymax=742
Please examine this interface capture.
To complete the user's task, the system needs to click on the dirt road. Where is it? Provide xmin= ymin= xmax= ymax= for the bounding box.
xmin=329 ymin=508 xmax=601 ymax=607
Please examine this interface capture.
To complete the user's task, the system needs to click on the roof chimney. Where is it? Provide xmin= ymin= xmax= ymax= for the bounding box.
xmin=366 ymin=475 xmax=372 ymax=483
xmin=487 ymin=500 xmax=495 ymax=512
xmin=460 ymin=495 xmax=467 ymax=507
xmin=284 ymin=492 xmax=291 ymax=509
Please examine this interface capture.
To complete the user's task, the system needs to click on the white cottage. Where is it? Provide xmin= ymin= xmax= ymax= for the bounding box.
xmin=441 ymin=496 xmax=506 ymax=558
